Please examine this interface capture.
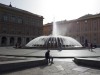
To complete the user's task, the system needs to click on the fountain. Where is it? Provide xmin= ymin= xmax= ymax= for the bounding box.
xmin=25 ymin=21 xmax=82 ymax=49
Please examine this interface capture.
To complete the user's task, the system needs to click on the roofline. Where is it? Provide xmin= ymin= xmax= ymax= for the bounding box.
xmin=0 ymin=3 xmax=43 ymax=18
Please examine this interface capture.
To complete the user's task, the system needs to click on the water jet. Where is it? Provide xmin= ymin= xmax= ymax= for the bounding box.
xmin=26 ymin=21 xmax=82 ymax=49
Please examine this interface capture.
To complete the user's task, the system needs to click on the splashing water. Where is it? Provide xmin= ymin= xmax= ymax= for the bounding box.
xmin=52 ymin=20 xmax=58 ymax=36
xmin=26 ymin=19 xmax=82 ymax=48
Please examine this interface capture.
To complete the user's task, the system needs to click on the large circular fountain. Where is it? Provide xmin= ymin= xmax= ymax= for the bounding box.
xmin=26 ymin=35 xmax=82 ymax=49
xmin=26 ymin=21 xmax=82 ymax=49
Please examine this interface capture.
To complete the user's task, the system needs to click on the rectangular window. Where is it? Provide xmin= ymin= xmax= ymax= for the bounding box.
xmin=0 ymin=14 xmax=1 ymax=21
xmin=92 ymin=20 xmax=98 ymax=31
xmin=32 ymin=21 xmax=34 ymax=25
xmin=24 ymin=18 xmax=28 ymax=24
xmin=3 ymin=15 xmax=8 ymax=21
xmin=11 ymin=16 xmax=16 ymax=22
xmin=18 ymin=18 xmax=22 ymax=24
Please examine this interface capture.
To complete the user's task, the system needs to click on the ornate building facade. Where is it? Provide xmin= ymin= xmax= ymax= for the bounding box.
xmin=43 ymin=14 xmax=100 ymax=47
xmin=0 ymin=3 xmax=43 ymax=46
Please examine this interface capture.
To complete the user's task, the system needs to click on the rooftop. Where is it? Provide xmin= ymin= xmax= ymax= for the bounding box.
xmin=78 ymin=13 xmax=100 ymax=20
xmin=0 ymin=3 xmax=43 ymax=18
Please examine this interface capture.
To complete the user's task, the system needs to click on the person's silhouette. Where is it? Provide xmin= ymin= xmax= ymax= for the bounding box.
xmin=45 ymin=50 xmax=50 ymax=63
xmin=45 ymin=50 xmax=53 ymax=64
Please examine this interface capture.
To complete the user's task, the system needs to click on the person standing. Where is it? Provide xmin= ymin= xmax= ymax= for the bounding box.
xmin=90 ymin=43 xmax=93 ymax=51
xmin=88 ymin=43 xmax=93 ymax=52
xmin=45 ymin=50 xmax=50 ymax=63
xmin=88 ymin=43 xmax=91 ymax=51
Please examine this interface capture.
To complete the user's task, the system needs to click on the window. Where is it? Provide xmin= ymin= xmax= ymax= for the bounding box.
xmin=85 ymin=20 xmax=87 ymax=23
xmin=92 ymin=20 xmax=98 ymax=31
xmin=0 ymin=14 xmax=1 ymax=21
xmin=11 ymin=16 xmax=16 ymax=22
xmin=3 ymin=15 xmax=8 ymax=21
xmin=93 ymin=38 xmax=97 ymax=44
xmin=32 ymin=21 xmax=34 ymax=25
xmin=77 ymin=22 xmax=79 ymax=24
xmin=2 ymin=28 xmax=7 ymax=33
xmin=18 ymin=18 xmax=22 ymax=24
xmin=24 ymin=18 xmax=28 ymax=24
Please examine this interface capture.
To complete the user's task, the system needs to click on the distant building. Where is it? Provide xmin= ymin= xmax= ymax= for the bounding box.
xmin=43 ymin=14 xmax=100 ymax=47
xmin=43 ymin=23 xmax=52 ymax=35
xmin=0 ymin=3 xmax=43 ymax=46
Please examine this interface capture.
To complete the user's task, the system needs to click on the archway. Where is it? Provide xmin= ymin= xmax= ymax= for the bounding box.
xmin=17 ymin=37 xmax=21 ymax=44
xmin=26 ymin=38 xmax=29 ymax=44
xmin=1 ymin=37 xmax=7 ymax=46
xmin=10 ymin=37 xmax=14 ymax=46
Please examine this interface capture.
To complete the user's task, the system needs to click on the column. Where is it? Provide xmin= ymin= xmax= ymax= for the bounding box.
xmin=0 ymin=36 xmax=1 ymax=46
xmin=22 ymin=37 xmax=26 ymax=46
xmin=14 ymin=37 xmax=18 ymax=45
xmin=7 ymin=37 xmax=10 ymax=46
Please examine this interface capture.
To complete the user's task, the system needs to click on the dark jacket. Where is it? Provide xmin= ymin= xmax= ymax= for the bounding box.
xmin=45 ymin=51 xmax=50 ymax=59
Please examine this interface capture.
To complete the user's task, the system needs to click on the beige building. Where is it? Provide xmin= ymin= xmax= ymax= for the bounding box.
xmin=43 ymin=23 xmax=52 ymax=35
xmin=43 ymin=14 xmax=100 ymax=47
xmin=0 ymin=3 xmax=43 ymax=46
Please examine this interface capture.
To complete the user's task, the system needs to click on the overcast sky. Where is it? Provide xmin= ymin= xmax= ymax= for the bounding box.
xmin=0 ymin=0 xmax=100 ymax=24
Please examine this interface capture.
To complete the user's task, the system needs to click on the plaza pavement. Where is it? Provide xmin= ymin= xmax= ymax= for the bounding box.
xmin=0 ymin=47 xmax=100 ymax=58
xmin=2 ymin=58 xmax=100 ymax=75
xmin=0 ymin=47 xmax=100 ymax=75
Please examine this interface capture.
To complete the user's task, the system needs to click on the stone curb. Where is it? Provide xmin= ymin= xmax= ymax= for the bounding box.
xmin=74 ymin=57 xmax=100 ymax=68
xmin=0 ymin=54 xmax=100 ymax=58
xmin=0 ymin=58 xmax=47 ymax=73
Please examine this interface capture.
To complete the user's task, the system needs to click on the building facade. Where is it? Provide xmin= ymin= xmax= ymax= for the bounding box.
xmin=43 ymin=23 xmax=52 ymax=35
xmin=0 ymin=3 xmax=43 ymax=46
xmin=43 ymin=14 xmax=100 ymax=47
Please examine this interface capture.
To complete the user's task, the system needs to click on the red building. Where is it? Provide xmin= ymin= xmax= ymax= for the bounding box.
xmin=0 ymin=3 xmax=43 ymax=46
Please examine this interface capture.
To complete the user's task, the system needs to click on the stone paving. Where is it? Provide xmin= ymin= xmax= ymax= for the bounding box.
xmin=2 ymin=59 xmax=100 ymax=75
xmin=0 ymin=47 xmax=100 ymax=75
xmin=0 ymin=47 xmax=100 ymax=58
xmin=0 ymin=56 xmax=26 ymax=62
